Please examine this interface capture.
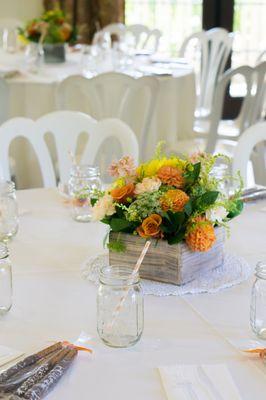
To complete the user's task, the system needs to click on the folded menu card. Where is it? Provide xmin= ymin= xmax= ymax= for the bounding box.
xmin=0 ymin=345 xmax=24 ymax=368
xmin=158 ymin=364 xmax=242 ymax=400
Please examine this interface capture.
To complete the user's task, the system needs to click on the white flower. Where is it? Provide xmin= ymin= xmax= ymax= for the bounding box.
xmin=134 ymin=177 xmax=161 ymax=195
xmin=92 ymin=194 xmax=116 ymax=221
xmin=206 ymin=206 xmax=227 ymax=223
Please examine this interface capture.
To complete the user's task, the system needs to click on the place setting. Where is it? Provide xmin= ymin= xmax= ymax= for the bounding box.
xmin=0 ymin=1 xmax=266 ymax=399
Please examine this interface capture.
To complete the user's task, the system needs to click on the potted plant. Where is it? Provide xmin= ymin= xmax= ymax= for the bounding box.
xmin=92 ymin=144 xmax=243 ymax=285
xmin=19 ymin=8 xmax=74 ymax=63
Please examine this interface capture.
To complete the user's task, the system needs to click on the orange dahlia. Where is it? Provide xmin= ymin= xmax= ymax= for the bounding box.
xmin=186 ymin=217 xmax=216 ymax=252
xmin=160 ymin=189 xmax=189 ymax=212
xmin=157 ymin=165 xmax=185 ymax=188
xmin=137 ymin=214 xmax=162 ymax=239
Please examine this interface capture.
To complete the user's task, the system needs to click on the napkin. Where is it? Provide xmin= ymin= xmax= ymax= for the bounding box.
xmin=0 ymin=345 xmax=24 ymax=368
xmin=158 ymin=364 xmax=242 ymax=400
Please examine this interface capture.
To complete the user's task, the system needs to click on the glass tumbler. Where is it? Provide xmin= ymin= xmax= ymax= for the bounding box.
xmin=97 ymin=265 xmax=144 ymax=348
xmin=0 ymin=243 xmax=12 ymax=314
xmin=0 ymin=181 xmax=19 ymax=242
xmin=250 ymin=261 xmax=266 ymax=339
xmin=68 ymin=165 xmax=102 ymax=222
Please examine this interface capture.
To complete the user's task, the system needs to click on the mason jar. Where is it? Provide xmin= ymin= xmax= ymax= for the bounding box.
xmin=97 ymin=265 xmax=144 ymax=348
xmin=0 ymin=243 xmax=12 ymax=314
xmin=0 ymin=181 xmax=19 ymax=242
xmin=250 ymin=261 xmax=266 ymax=339
xmin=68 ymin=165 xmax=102 ymax=222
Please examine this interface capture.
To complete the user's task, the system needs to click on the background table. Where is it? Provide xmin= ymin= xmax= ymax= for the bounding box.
xmin=2 ymin=189 xmax=266 ymax=399
xmin=0 ymin=50 xmax=196 ymax=188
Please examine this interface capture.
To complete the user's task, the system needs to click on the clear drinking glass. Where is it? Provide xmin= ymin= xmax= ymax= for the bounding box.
xmin=3 ymin=28 xmax=18 ymax=53
xmin=0 ymin=181 xmax=19 ymax=242
xmin=250 ymin=261 xmax=266 ymax=339
xmin=210 ymin=162 xmax=231 ymax=196
xmin=68 ymin=165 xmax=102 ymax=222
xmin=24 ymin=42 xmax=44 ymax=73
xmin=0 ymin=243 xmax=12 ymax=314
xmin=97 ymin=265 xmax=144 ymax=348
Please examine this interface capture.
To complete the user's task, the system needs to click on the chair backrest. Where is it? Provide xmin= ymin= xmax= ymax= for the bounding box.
xmin=102 ymin=23 xmax=126 ymax=39
xmin=0 ymin=112 xmax=139 ymax=187
xmin=180 ymin=28 xmax=233 ymax=116
xmin=0 ymin=117 xmax=56 ymax=187
xmin=56 ymin=73 xmax=158 ymax=159
xmin=206 ymin=63 xmax=266 ymax=153
xmin=126 ymin=24 xmax=162 ymax=53
xmin=0 ymin=78 xmax=8 ymax=125
xmin=232 ymin=121 xmax=266 ymax=186
xmin=257 ymin=49 xmax=266 ymax=64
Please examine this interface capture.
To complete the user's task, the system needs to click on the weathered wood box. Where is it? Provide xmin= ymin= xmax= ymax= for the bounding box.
xmin=109 ymin=228 xmax=225 ymax=286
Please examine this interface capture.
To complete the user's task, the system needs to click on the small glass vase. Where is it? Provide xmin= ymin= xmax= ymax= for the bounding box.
xmin=0 ymin=243 xmax=12 ymax=314
xmin=97 ymin=265 xmax=144 ymax=348
xmin=68 ymin=165 xmax=102 ymax=222
xmin=0 ymin=181 xmax=19 ymax=242
xmin=250 ymin=261 xmax=266 ymax=339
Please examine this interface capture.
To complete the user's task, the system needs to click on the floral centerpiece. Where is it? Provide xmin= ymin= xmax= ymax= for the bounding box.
xmin=19 ymin=8 xmax=74 ymax=63
xmin=92 ymin=145 xmax=243 ymax=285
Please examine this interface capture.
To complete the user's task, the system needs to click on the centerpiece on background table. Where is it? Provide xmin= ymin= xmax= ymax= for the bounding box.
xmin=92 ymin=144 xmax=243 ymax=286
xmin=19 ymin=8 xmax=75 ymax=63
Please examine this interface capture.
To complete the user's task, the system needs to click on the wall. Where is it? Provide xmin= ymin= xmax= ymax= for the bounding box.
xmin=0 ymin=0 xmax=44 ymax=22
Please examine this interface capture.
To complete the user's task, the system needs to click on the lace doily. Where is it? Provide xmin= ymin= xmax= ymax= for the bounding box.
xmin=81 ymin=253 xmax=252 ymax=296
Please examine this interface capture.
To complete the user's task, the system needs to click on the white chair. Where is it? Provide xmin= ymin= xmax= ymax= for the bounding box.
xmin=0 ymin=117 xmax=56 ymax=187
xmin=180 ymin=28 xmax=233 ymax=118
xmin=257 ymin=49 xmax=266 ymax=64
xmin=0 ymin=112 xmax=139 ymax=188
xmin=36 ymin=111 xmax=139 ymax=185
xmin=126 ymin=24 xmax=162 ymax=53
xmin=233 ymin=122 xmax=266 ymax=187
xmin=101 ymin=23 xmax=126 ymax=40
xmin=195 ymin=62 xmax=266 ymax=154
xmin=56 ymin=73 xmax=158 ymax=160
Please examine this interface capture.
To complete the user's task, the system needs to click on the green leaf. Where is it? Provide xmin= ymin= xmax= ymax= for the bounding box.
xmin=184 ymin=200 xmax=192 ymax=216
xmin=91 ymin=198 xmax=98 ymax=206
xmin=110 ymin=218 xmax=132 ymax=232
xmin=162 ymin=212 xmax=185 ymax=233
xmin=227 ymin=199 xmax=244 ymax=219
xmin=195 ymin=191 xmax=219 ymax=210
xmin=184 ymin=162 xmax=201 ymax=185
xmin=167 ymin=231 xmax=185 ymax=245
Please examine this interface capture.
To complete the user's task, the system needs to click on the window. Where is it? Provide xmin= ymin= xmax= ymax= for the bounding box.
xmin=125 ymin=0 xmax=203 ymax=54
xmin=233 ymin=0 xmax=266 ymax=67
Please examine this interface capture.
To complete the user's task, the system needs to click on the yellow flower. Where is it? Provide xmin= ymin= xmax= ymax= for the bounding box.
xmin=18 ymin=34 xmax=29 ymax=45
xmin=137 ymin=157 xmax=186 ymax=178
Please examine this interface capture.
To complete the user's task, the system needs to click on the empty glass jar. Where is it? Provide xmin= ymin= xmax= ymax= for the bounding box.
xmin=68 ymin=165 xmax=102 ymax=222
xmin=0 ymin=181 xmax=19 ymax=242
xmin=250 ymin=261 xmax=266 ymax=339
xmin=0 ymin=243 xmax=12 ymax=314
xmin=97 ymin=265 xmax=144 ymax=348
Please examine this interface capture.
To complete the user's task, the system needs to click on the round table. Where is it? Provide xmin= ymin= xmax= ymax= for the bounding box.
xmin=0 ymin=50 xmax=196 ymax=188
xmin=1 ymin=188 xmax=266 ymax=399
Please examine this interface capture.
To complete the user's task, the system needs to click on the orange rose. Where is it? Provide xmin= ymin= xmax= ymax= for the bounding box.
xmin=160 ymin=189 xmax=189 ymax=212
xmin=137 ymin=214 xmax=162 ymax=238
xmin=157 ymin=165 xmax=185 ymax=188
xmin=110 ymin=183 xmax=135 ymax=203
xmin=186 ymin=217 xmax=216 ymax=252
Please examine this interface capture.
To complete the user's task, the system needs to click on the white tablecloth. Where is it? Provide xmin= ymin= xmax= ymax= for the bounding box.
xmin=1 ymin=50 xmax=196 ymax=188
xmin=0 ymin=188 xmax=265 ymax=399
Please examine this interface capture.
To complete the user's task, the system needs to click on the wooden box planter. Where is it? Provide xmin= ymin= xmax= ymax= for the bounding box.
xmin=109 ymin=228 xmax=225 ymax=286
